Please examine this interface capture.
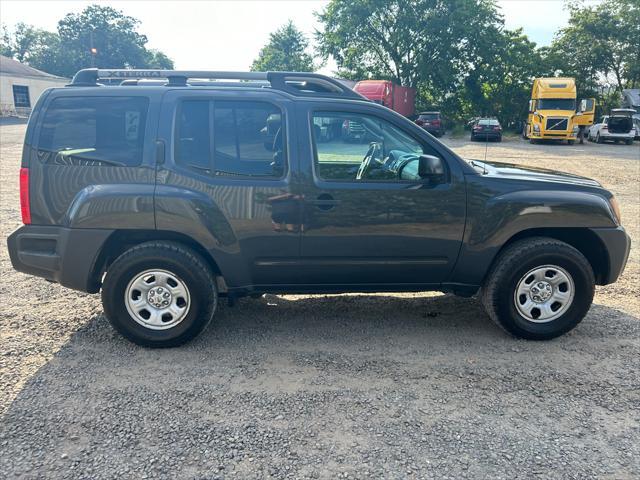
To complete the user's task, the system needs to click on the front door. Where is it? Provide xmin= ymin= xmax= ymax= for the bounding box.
xmin=297 ymin=106 xmax=466 ymax=288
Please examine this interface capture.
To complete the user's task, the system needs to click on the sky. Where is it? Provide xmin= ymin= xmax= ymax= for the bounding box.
xmin=0 ymin=0 xmax=597 ymax=74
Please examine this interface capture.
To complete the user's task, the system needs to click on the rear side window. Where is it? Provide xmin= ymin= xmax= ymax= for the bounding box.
xmin=38 ymin=96 xmax=149 ymax=166
xmin=175 ymin=100 xmax=285 ymax=178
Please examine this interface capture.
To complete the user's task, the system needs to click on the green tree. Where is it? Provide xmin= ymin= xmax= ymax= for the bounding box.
xmin=1 ymin=5 xmax=173 ymax=77
xmin=0 ymin=23 xmax=58 ymax=63
xmin=316 ymin=0 xmax=548 ymax=127
xmin=251 ymin=21 xmax=316 ymax=72
xmin=56 ymin=4 xmax=173 ymax=75
xmin=456 ymin=29 xmax=552 ymax=126
xmin=548 ymin=0 xmax=640 ymax=93
xmin=316 ymin=0 xmax=502 ymax=88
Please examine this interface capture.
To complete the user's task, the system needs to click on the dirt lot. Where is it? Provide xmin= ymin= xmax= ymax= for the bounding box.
xmin=1 ymin=122 xmax=639 ymax=479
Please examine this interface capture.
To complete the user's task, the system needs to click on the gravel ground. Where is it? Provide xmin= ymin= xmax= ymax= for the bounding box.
xmin=1 ymin=122 xmax=639 ymax=479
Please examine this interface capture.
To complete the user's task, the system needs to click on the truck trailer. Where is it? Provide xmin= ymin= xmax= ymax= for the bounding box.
xmin=354 ymin=80 xmax=416 ymax=117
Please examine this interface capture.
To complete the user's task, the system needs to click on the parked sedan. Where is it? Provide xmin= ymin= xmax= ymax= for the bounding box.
xmin=470 ymin=118 xmax=502 ymax=142
xmin=587 ymin=109 xmax=636 ymax=144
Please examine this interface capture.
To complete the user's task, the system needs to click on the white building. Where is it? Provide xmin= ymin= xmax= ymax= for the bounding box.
xmin=0 ymin=55 xmax=68 ymax=117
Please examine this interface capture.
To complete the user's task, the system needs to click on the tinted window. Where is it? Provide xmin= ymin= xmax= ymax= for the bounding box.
xmin=38 ymin=96 xmax=149 ymax=166
xmin=478 ymin=119 xmax=499 ymax=125
xmin=176 ymin=100 xmax=210 ymax=171
xmin=312 ymin=111 xmax=431 ymax=182
xmin=175 ymin=100 xmax=285 ymax=178
xmin=418 ymin=113 xmax=438 ymax=121
xmin=537 ymin=99 xmax=576 ymax=111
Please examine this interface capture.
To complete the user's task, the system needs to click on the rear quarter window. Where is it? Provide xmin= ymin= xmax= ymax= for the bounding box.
xmin=37 ymin=96 xmax=149 ymax=166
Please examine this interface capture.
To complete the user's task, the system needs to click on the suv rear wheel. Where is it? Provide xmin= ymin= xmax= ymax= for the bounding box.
xmin=481 ymin=237 xmax=595 ymax=340
xmin=101 ymin=241 xmax=217 ymax=347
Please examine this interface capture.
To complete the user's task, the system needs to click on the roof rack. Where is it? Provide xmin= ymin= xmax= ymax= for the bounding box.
xmin=68 ymin=68 xmax=365 ymax=100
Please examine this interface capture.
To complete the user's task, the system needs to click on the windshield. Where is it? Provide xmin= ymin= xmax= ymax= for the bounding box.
xmin=538 ymin=99 xmax=576 ymax=111
xmin=418 ymin=113 xmax=439 ymax=120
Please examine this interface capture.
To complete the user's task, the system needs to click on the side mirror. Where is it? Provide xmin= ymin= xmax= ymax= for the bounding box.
xmin=528 ymin=100 xmax=534 ymax=113
xmin=579 ymin=98 xmax=595 ymax=114
xmin=418 ymin=154 xmax=445 ymax=180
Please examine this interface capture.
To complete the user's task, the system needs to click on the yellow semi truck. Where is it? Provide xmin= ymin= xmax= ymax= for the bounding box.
xmin=523 ymin=78 xmax=595 ymax=144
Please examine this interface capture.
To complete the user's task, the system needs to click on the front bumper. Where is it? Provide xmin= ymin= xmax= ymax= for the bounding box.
xmin=590 ymin=226 xmax=631 ymax=284
xmin=7 ymin=225 xmax=114 ymax=293
xmin=530 ymin=132 xmax=577 ymax=140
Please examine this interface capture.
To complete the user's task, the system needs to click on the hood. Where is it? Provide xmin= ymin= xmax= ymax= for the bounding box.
xmin=467 ymin=160 xmax=601 ymax=187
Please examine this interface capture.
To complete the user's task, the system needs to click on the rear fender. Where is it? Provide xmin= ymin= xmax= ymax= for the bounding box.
xmin=154 ymin=185 xmax=249 ymax=286
xmin=65 ymin=184 xmax=155 ymax=229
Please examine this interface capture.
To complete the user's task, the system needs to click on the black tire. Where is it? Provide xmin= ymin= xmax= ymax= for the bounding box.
xmin=496 ymin=136 xmax=502 ymax=142
xmin=529 ymin=138 xmax=537 ymax=144
xmin=567 ymin=140 xmax=575 ymax=145
xmin=101 ymin=241 xmax=218 ymax=347
xmin=625 ymin=139 xmax=633 ymax=145
xmin=481 ymin=237 xmax=595 ymax=340
xmin=596 ymin=133 xmax=603 ymax=144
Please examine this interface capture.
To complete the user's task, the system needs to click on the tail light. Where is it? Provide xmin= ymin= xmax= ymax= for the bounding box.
xmin=20 ymin=167 xmax=31 ymax=224
xmin=432 ymin=120 xmax=441 ymax=126
xmin=416 ymin=119 xmax=424 ymax=126
xmin=473 ymin=125 xmax=482 ymax=130
xmin=493 ymin=126 xmax=501 ymax=131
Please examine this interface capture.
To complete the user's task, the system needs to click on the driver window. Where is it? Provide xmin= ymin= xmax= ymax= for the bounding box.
xmin=312 ymin=111 xmax=426 ymax=182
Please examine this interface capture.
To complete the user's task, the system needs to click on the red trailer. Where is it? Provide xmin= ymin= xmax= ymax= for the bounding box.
xmin=354 ymin=80 xmax=416 ymax=117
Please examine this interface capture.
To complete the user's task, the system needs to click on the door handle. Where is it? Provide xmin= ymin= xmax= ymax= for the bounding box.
xmin=311 ymin=193 xmax=339 ymax=211
xmin=155 ymin=139 xmax=166 ymax=165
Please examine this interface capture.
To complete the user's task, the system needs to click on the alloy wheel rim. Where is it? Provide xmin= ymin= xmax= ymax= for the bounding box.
xmin=513 ymin=265 xmax=575 ymax=323
xmin=125 ymin=269 xmax=191 ymax=330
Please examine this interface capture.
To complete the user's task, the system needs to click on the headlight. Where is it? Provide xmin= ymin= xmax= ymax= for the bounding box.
xmin=609 ymin=196 xmax=622 ymax=225
xmin=572 ymin=125 xmax=579 ymax=134
xmin=533 ymin=124 xmax=540 ymax=133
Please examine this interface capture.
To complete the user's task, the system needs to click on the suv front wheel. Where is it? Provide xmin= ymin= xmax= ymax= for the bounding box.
xmin=101 ymin=241 xmax=218 ymax=347
xmin=481 ymin=237 xmax=595 ymax=340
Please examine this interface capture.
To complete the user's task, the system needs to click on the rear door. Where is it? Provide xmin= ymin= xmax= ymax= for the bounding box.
xmin=156 ymin=90 xmax=302 ymax=288
xmin=296 ymin=103 xmax=466 ymax=288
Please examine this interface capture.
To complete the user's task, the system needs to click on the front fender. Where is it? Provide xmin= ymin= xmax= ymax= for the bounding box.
xmin=450 ymin=184 xmax=617 ymax=286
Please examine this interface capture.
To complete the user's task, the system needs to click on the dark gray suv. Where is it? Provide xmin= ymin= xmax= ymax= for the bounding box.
xmin=8 ymin=69 xmax=631 ymax=347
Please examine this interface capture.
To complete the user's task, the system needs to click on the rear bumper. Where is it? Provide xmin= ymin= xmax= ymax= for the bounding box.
xmin=590 ymin=226 xmax=631 ymax=284
xmin=7 ymin=225 xmax=114 ymax=293
xmin=600 ymin=132 xmax=634 ymax=140
xmin=471 ymin=131 xmax=501 ymax=138
xmin=421 ymin=126 xmax=443 ymax=134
